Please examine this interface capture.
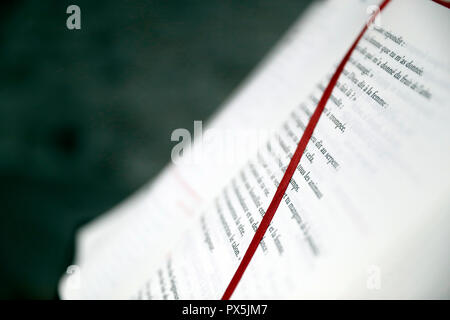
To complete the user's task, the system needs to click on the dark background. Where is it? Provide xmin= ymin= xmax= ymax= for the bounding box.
xmin=0 ymin=0 xmax=312 ymax=299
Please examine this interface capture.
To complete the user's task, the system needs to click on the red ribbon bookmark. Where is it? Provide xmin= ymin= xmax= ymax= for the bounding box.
xmin=221 ymin=0 xmax=392 ymax=300
xmin=432 ymin=0 xmax=450 ymax=9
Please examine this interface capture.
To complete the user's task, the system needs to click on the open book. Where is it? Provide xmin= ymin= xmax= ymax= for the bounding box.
xmin=59 ymin=0 xmax=450 ymax=299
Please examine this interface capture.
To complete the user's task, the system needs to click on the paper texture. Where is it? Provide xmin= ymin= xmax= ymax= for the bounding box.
xmin=59 ymin=0 xmax=450 ymax=299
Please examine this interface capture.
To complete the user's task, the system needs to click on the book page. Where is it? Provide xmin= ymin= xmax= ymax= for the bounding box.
xmin=60 ymin=0 xmax=450 ymax=299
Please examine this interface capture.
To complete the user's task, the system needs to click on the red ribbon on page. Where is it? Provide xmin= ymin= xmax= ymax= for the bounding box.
xmin=221 ymin=0 xmax=392 ymax=300
xmin=432 ymin=0 xmax=450 ymax=9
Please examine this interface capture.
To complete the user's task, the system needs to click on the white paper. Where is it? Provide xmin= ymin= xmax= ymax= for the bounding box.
xmin=59 ymin=0 xmax=450 ymax=299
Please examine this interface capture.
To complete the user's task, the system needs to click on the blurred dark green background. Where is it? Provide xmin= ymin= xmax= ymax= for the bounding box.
xmin=0 ymin=0 xmax=312 ymax=299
